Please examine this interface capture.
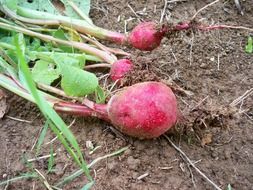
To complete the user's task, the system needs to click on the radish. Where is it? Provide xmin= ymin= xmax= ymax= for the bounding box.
xmin=110 ymin=59 xmax=133 ymax=81
xmin=128 ymin=22 xmax=167 ymax=51
xmin=54 ymin=82 xmax=178 ymax=139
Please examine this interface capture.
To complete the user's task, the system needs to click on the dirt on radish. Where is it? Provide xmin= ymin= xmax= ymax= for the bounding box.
xmin=0 ymin=0 xmax=253 ymax=190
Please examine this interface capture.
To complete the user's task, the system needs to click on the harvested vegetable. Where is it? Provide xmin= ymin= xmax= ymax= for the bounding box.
xmin=128 ymin=22 xmax=167 ymax=51
xmin=110 ymin=59 xmax=133 ymax=81
xmin=53 ymin=82 xmax=178 ymax=139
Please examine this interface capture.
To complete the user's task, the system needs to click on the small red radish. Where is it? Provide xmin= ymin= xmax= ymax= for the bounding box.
xmin=128 ymin=22 xmax=167 ymax=51
xmin=54 ymin=82 xmax=178 ymax=139
xmin=110 ymin=59 xmax=133 ymax=81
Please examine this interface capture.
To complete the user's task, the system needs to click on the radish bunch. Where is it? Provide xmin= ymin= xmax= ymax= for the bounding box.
xmin=0 ymin=3 xmax=182 ymax=139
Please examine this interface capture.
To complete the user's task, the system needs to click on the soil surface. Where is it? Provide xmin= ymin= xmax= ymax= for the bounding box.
xmin=0 ymin=0 xmax=253 ymax=190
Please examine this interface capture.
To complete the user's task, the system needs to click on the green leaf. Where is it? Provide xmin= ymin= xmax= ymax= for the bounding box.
xmin=36 ymin=121 xmax=49 ymax=154
xmin=32 ymin=60 xmax=59 ymax=85
xmin=48 ymin=145 xmax=55 ymax=173
xmin=0 ymin=173 xmax=38 ymax=186
xmin=81 ymin=181 xmax=94 ymax=190
xmin=95 ymin=86 xmax=107 ymax=104
xmin=53 ymin=29 xmax=75 ymax=53
xmin=245 ymin=36 xmax=253 ymax=53
xmin=13 ymin=33 xmax=92 ymax=181
xmin=59 ymin=0 xmax=90 ymax=19
xmin=51 ymin=53 xmax=85 ymax=68
xmin=17 ymin=0 xmax=58 ymax=15
xmin=227 ymin=184 xmax=232 ymax=190
xmin=0 ymin=56 xmax=17 ymax=78
xmin=58 ymin=63 xmax=98 ymax=97
xmin=3 ymin=0 xmax=18 ymax=11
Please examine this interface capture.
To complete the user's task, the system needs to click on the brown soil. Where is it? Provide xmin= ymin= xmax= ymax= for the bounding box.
xmin=0 ymin=0 xmax=253 ymax=190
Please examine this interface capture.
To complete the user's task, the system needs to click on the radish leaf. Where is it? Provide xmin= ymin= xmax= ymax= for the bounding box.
xmin=95 ymin=86 xmax=107 ymax=104
xmin=15 ymin=0 xmax=58 ymax=14
xmin=32 ymin=60 xmax=60 ymax=85
xmin=2 ymin=0 xmax=18 ymax=11
xmin=51 ymin=52 xmax=85 ymax=68
xmin=58 ymin=63 xmax=98 ymax=97
xmin=59 ymin=0 xmax=91 ymax=19
xmin=53 ymin=29 xmax=75 ymax=53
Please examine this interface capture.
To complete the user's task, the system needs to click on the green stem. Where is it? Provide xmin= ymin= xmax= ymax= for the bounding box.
xmin=3 ymin=5 xmax=127 ymax=44
xmin=0 ymin=74 xmax=36 ymax=103
xmin=31 ymin=52 xmax=102 ymax=63
xmin=0 ymin=74 xmax=58 ymax=106
xmin=0 ymin=43 xmax=102 ymax=62
xmin=0 ymin=22 xmax=116 ymax=64
xmin=0 ymin=42 xmax=15 ymax=50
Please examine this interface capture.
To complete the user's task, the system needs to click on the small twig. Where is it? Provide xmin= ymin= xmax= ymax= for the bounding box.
xmin=161 ymin=79 xmax=194 ymax=96
xmin=234 ymin=0 xmax=244 ymax=15
xmin=160 ymin=0 xmax=168 ymax=23
xmin=31 ymin=125 xmax=44 ymax=151
xmin=35 ymin=169 xmax=53 ymax=190
xmin=189 ymin=33 xmax=194 ymax=66
xmin=190 ymin=96 xmax=209 ymax=111
xmin=217 ymin=54 xmax=220 ymax=71
xmin=167 ymin=0 xmax=187 ymax=3
xmin=137 ymin=172 xmax=149 ymax=180
xmin=164 ymin=135 xmax=222 ymax=190
xmin=5 ymin=115 xmax=32 ymax=123
xmin=28 ymin=153 xmax=57 ymax=162
xmin=127 ymin=4 xmax=142 ymax=21
xmin=230 ymin=88 xmax=253 ymax=107
xmin=180 ymin=154 xmax=196 ymax=187
xmin=191 ymin=0 xmax=220 ymax=20
xmin=159 ymin=166 xmax=173 ymax=170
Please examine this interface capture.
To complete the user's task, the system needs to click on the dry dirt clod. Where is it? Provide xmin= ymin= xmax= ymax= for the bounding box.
xmin=127 ymin=156 xmax=141 ymax=170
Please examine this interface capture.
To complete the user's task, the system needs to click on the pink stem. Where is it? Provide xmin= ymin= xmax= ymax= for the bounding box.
xmin=53 ymin=101 xmax=110 ymax=121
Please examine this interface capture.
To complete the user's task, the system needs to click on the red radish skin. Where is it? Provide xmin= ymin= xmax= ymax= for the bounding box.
xmin=54 ymin=82 xmax=177 ymax=139
xmin=107 ymin=82 xmax=177 ymax=138
xmin=128 ymin=22 xmax=167 ymax=51
xmin=110 ymin=59 xmax=133 ymax=81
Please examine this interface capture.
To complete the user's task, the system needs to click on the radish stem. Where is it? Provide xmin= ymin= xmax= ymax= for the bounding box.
xmin=0 ymin=42 xmax=102 ymax=62
xmin=2 ymin=5 xmax=127 ymax=44
xmin=0 ymin=21 xmax=117 ymax=64
xmin=0 ymin=73 xmax=109 ymax=120
xmin=85 ymin=64 xmax=111 ymax=69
